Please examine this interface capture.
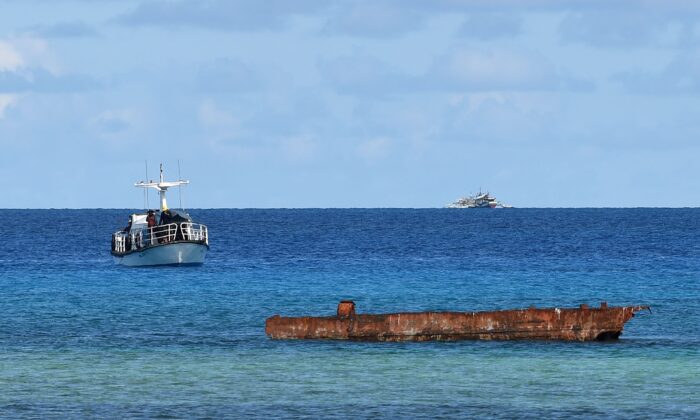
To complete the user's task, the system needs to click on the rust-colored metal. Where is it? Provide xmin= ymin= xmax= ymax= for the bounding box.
xmin=265 ymin=301 xmax=650 ymax=342
xmin=337 ymin=300 xmax=356 ymax=319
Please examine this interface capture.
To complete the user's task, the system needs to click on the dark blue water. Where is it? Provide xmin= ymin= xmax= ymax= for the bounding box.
xmin=1 ymin=209 xmax=698 ymax=418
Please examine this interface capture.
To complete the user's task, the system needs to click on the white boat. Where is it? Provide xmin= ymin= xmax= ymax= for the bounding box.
xmin=447 ymin=190 xmax=512 ymax=208
xmin=111 ymin=164 xmax=209 ymax=266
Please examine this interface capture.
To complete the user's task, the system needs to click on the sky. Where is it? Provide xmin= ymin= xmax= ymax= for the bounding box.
xmin=1 ymin=0 xmax=700 ymax=208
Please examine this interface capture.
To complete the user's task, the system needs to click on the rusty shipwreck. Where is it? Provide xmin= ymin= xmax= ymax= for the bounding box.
xmin=266 ymin=301 xmax=650 ymax=342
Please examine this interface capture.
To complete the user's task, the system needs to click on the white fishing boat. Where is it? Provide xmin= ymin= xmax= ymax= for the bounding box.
xmin=447 ymin=190 xmax=512 ymax=208
xmin=111 ymin=164 xmax=209 ymax=266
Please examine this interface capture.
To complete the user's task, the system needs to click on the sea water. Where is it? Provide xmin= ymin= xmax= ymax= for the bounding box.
xmin=1 ymin=209 xmax=698 ymax=418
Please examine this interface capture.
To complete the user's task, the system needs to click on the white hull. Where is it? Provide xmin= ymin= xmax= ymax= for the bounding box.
xmin=113 ymin=242 xmax=208 ymax=267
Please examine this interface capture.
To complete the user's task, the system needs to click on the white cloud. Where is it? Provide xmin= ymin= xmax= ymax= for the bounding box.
xmin=198 ymin=100 xmax=236 ymax=127
xmin=320 ymin=48 xmax=591 ymax=96
xmin=281 ymin=134 xmax=318 ymax=162
xmin=0 ymin=37 xmax=99 ymax=94
xmin=0 ymin=94 xmax=18 ymax=118
xmin=0 ymin=40 xmax=24 ymax=71
xmin=463 ymin=92 xmax=507 ymax=112
xmin=427 ymin=49 xmax=557 ymax=91
xmin=7 ymin=36 xmax=57 ymax=72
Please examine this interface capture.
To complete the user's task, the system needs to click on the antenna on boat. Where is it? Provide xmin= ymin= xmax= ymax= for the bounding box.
xmin=144 ymin=161 xmax=150 ymax=210
xmin=135 ymin=163 xmax=189 ymax=212
xmin=178 ymin=159 xmax=184 ymax=211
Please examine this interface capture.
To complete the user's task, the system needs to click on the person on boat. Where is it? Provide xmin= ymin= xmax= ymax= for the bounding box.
xmin=160 ymin=209 xmax=172 ymax=225
xmin=146 ymin=210 xmax=157 ymax=245
xmin=146 ymin=210 xmax=157 ymax=227
xmin=122 ymin=218 xmax=132 ymax=250
xmin=158 ymin=209 xmax=173 ymax=243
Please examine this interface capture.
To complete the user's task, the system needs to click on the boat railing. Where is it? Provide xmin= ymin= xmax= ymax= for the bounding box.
xmin=112 ymin=223 xmax=208 ymax=253
xmin=143 ymin=223 xmax=179 ymax=247
xmin=112 ymin=231 xmax=128 ymax=253
xmin=180 ymin=223 xmax=209 ymax=246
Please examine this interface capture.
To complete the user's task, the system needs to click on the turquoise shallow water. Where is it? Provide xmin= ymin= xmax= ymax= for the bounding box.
xmin=1 ymin=209 xmax=699 ymax=418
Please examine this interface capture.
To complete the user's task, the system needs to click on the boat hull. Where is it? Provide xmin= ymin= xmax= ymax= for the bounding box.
xmin=266 ymin=301 xmax=650 ymax=342
xmin=113 ymin=242 xmax=208 ymax=267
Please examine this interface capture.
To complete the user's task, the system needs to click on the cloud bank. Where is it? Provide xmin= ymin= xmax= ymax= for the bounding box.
xmin=320 ymin=48 xmax=593 ymax=95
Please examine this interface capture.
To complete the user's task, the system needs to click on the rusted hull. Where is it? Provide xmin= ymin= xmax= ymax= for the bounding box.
xmin=266 ymin=302 xmax=649 ymax=342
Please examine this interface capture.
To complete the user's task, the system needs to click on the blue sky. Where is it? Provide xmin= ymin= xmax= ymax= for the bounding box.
xmin=1 ymin=0 xmax=700 ymax=208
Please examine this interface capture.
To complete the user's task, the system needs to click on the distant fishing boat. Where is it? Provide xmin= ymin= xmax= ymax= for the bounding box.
xmin=447 ymin=190 xmax=512 ymax=208
xmin=110 ymin=164 xmax=209 ymax=266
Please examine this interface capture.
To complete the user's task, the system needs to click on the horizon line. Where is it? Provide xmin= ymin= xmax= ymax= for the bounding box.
xmin=0 ymin=206 xmax=699 ymax=210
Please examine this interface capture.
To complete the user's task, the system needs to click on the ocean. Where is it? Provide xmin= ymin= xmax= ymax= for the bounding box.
xmin=1 ymin=209 xmax=698 ymax=418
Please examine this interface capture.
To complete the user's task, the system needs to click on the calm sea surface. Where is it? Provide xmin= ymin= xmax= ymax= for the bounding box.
xmin=1 ymin=209 xmax=698 ymax=418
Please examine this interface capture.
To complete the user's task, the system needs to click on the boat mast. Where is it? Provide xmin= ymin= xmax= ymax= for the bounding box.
xmin=135 ymin=163 xmax=189 ymax=211
xmin=145 ymin=160 xmax=149 ymax=210
xmin=158 ymin=164 xmax=166 ymax=210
